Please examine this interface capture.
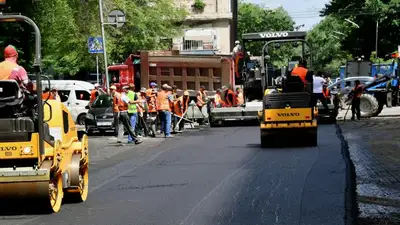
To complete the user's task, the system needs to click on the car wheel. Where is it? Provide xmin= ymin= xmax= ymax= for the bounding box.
xmin=77 ymin=113 xmax=87 ymax=125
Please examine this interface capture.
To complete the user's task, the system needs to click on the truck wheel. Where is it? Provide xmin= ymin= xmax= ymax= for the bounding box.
xmin=371 ymin=103 xmax=384 ymax=117
xmin=360 ymin=94 xmax=379 ymax=118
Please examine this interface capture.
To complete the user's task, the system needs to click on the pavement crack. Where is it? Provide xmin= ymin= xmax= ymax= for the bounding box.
xmin=111 ymin=182 xmax=189 ymax=191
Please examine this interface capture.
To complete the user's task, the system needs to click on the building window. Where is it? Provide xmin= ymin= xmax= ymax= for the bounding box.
xmin=183 ymin=40 xmax=204 ymax=50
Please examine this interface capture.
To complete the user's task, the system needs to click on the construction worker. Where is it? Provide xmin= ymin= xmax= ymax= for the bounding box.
xmin=173 ymin=91 xmax=189 ymax=132
xmin=146 ymin=82 xmax=157 ymax=96
xmin=0 ymin=45 xmax=33 ymax=91
xmin=222 ymin=85 xmax=237 ymax=107
xmin=236 ymin=87 xmax=244 ymax=105
xmin=197 ymin=85 xmax=207 ymax=109
xmin=90 ymin=83 xmax=100 ymax=105
xmin=322 ymin=84 xmax=331 ymax=104
xmin=111 ymin=85 xmax=142 ymax=146
xmin=126 ymin=84 xmax=143 ymax=144
xmin=214 ymin=89 xmax=224 ymax=107
xmin=349 ymin=80 xmax=363 ymax=121
xmin=42 ymin=87 xmax=55 ymax=100
xmin=157 ymin=84 xmax=174 ymax=138
xmin=311 ymin=72 xmax=329 ymax=110
xmin=291 ymin=59 xmax=310 ymax=86
xmin=136 ymin=88 xmax=148 ymax=137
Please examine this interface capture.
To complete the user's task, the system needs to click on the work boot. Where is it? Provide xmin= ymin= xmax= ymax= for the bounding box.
xmin=117 ymin=141 xmax=125 ymax=147
xmin=165 ymin=135 xmax=174 ymax=138
xmin=127 ymin=141 xmax=134 ymax=144
xmin=135 ymin=139 xmax=143 ymax=145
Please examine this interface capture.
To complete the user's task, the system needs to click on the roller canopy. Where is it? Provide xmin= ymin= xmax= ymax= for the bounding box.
xmin=242 ymin=31 xmax=307 ymax=42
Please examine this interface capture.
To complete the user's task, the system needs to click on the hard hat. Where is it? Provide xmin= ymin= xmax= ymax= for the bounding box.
xmin=162 ymin=83 xmax=170 ymax=89
xmin=150 ymin=82 xmax=157 ymax=87
xmin=110 ymin=85 xmax=117 ymax=90
xmin=94 ymin=83 xmax=100 ymax=87
xmin=140 ymin=87 xmax=147 ymax=93
xmin=235 ymin=40 xmax=240 ymax=44
xmin=123 ymin=86 xmax=130 ymax=90
xmin=200 ymin=85 xmax=205 ymax=89
xmin=129 ymin=83 xmax=135 ymax=88
xmin=4 ymin=45 xmax=18 ymax=58
xmin=183 ymin=91 xmax=189 ymax=96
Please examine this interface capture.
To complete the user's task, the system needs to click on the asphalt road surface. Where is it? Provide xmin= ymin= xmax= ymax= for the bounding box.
xmin=0 ymin=125 xmax=347 ymax=225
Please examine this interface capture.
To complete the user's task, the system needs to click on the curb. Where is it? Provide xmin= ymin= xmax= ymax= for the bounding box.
xmin=336 ymin=124 xmax=359 ymax=225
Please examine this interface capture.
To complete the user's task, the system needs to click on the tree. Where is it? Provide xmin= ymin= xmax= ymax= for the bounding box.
xmin=321 ymin=0 xmax=400 ymax=59
xmin=0 ymin=0 xmax=187 ymax=75
xmin=238 ymin=2 xmax=295 ymax=67
xmin=306 ymin=16 xmax=352 ymax=75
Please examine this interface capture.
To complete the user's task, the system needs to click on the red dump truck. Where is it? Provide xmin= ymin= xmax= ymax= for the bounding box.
xmin=105 ymin=50 xmax=236 ymax=97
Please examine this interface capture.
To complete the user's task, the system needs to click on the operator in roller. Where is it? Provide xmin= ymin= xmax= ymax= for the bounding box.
xmin=290 ymin=59 xmax=313 ymax=86
xmin=0 ymin=45 xmax=34 ymax=92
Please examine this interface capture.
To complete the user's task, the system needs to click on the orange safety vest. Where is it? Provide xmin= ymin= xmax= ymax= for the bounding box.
xmin=156 ymin=91 xmax=171 ymax=111
xmin=112 ymin=92 xmax=121 ymax=112
xmin=352 ymin=85 xmax=363 ymax=98
xmin=118 ymin=94 xmax=128 ymax=112
xmin=90 ymin=89 xmax=98 ymax=103
xmin=174 ymin=96 xmax=189 ymax=116
xmin=322 ymin=88 xmax=330 ymax=98
xmin=0 ymin=61 xmax=18 ymax=80
xmin=291 ymin=67 xmax=308 ymax=84
xmin=42 ymin=92 xmax=55 ymax=100
xmin=236 ymin=92 xmax=244 ymax=105
xmin=225 ymin=89 xmax=237 ymax=107
xmin=197 ymin=91 xmax=206 ymax=107
xmin=214 ymin=94 xmax=224 ymax=106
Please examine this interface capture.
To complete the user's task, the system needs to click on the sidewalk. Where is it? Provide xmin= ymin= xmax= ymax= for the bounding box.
xmin=339 ymin=109 xmax=400 ymax=224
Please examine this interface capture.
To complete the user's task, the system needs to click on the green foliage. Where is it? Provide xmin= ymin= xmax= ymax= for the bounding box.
xmin=306 ymin=16 xmax=351 ymax=74
xmin=0 ymin=0 xmax=187 ymax=75
xmin=238 ymin=2 xmax=295 ymax=67
xmin=192 ymin=0 xmax=206 ymax=10
xmin=321 ymin=0 xmax=400 ymax=59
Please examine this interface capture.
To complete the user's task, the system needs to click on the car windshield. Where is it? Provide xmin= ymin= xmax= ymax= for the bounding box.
xmin=93 ymin=94 xmax=112 ymax=108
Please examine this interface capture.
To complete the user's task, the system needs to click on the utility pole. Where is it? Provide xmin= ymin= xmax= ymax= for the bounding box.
xmin=375 ymin=20 xmax=379 ymax=58
xmin=98 ymin=0 xmax=110 ymax=93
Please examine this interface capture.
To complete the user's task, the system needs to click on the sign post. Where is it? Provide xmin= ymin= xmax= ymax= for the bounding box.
xmin=98 ymin=0 xmax=126 ymax=93
xmin=88 ymin=37 xmax=104 ymax=85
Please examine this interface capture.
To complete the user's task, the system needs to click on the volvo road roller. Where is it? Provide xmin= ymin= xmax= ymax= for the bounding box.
xmin=254 ymin=31 xmax=318 ymax=148
xmin=0 ymin=13 xmax=89 ymax=213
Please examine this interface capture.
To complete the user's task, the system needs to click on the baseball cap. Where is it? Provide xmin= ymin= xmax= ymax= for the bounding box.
xmin=150 ymin=82 xmax=157 ymax=87
xmin=110 ymin=85 xmax=117 ymax=90
xmin=4 ymin=45 xmax=18 ymax=58
xmin=183 ymin=91 xmax=189 ymax=96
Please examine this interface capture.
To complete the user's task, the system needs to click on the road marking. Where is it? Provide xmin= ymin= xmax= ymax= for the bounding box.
xmin=179 ymin=150 xmax=261 ymax=225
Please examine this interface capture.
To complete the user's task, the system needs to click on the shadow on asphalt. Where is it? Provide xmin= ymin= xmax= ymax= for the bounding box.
xmin=0 ymin=199 xmax=78 ymax=216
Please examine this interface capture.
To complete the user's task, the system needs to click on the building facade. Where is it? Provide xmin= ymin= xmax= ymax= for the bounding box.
xmin=172 ymin=0 xmax=232 ymax=55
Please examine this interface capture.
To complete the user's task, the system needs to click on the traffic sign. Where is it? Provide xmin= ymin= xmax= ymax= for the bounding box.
xmin=88 ymin=37 xmax=104 ymax=54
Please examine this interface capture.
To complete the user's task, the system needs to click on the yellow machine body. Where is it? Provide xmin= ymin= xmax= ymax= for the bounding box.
xmin=0 ymin=100 xmax=89 ymax=213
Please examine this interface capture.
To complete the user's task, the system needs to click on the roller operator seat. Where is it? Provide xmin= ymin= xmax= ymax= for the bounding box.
xmin=0 ymin=80 xmax=25 ymax=118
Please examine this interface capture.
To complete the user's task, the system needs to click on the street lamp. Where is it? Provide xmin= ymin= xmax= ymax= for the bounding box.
xmin=98 ymin=0 xmax=126 ymax=93
xmin=295 ymin=24 xmax=305 ymax=31
xmin=344 ymin=18 xmax=360 ymax=28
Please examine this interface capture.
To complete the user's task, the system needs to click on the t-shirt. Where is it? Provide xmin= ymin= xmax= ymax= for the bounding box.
xmin=313 ymin=76 xmax=326 ymax=93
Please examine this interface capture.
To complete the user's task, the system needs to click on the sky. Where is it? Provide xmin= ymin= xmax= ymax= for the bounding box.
xmin=248 ymin=0 xmax=331 ymax=30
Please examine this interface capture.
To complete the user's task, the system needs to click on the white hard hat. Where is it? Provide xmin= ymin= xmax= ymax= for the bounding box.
xmin=94 ymin=83 xmax=100 ymax=87
xmin=235 ymin=40 xmax=240 ymax=44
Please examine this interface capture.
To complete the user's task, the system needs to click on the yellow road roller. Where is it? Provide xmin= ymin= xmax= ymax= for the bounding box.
xmin=254 ymin=31 xmax=318 ymax=148
xmin=0 ymin=14 xmax=89 ymax=213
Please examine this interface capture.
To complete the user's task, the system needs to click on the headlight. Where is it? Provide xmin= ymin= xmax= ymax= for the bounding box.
xmin=22 ymin=147 xmax=32 ymax=155
xmin=86 ymin=113 xmax=95 ymax=120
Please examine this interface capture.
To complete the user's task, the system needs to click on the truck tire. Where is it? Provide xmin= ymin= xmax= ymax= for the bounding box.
xmin=371 ymin=102 xmax=384 ymax=117
xmin=359 ymin=94 xmax=379 ymax=118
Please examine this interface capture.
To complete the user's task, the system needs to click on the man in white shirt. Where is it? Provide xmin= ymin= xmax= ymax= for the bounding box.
xmin=312 ymin=72 xmax=330 ymax=110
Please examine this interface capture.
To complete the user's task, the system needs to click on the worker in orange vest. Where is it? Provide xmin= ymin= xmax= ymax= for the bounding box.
xmin=236 ymin=87 xmax=244 ymax=105
xmin=173 ymin=90 xmax=189 ymax=132
xmin=90 ymin=83 xmax=100 ymax=105
xmin=223 ymin=85 xmax=237 ymax=107
xmin=0 ymin=45 xmax=33 ymax=91
xmin=349 ymin=80 xmax=363 ymax=121
xmin=214 ymin=89 xmax=224 ymax=107
xmin=197 ymin=85 xmax=207 ymax=109
xmin=291 ymin=59 xmax=311 ymax=86
xmin=42 ymin=87 xmax=55 ymax=100
xmin=322 ymin=84 xmax=331 ymax=104
xmin=136 ymin=87 xmax=148 ymax=137
xmin=157 ymin=84 xmax=174 ymax=138
xmin=111 ymin=85 xmax=142 ymax=146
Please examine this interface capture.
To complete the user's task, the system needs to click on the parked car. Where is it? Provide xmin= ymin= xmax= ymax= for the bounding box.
xmin=85 ymin=94 xmax=116 ymax=135
xmin=33 ymin=79 xmax=94 ymax=125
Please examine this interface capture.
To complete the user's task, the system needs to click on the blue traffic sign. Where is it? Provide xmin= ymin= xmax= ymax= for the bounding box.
xmin=88 ymin=37 xmax=104 ymax=54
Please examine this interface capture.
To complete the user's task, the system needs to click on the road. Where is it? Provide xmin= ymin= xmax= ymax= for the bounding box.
xmin=0 ymin=125 xmax=348 ymax=225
